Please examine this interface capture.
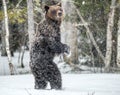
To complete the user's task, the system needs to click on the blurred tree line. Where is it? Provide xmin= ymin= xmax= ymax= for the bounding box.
xmin=0 ymin=0 xmax=27 ymax=57
xmin=0 ymin=0 xmax=120 ymax=74
xmin=73 ymin=0 xmax=120 ymax=72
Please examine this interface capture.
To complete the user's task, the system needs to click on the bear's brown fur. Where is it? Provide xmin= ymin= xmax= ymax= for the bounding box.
xmin=30 ymin=3 xmax=69 ymax=90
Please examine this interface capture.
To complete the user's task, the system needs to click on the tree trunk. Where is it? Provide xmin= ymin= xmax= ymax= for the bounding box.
xmin=62 ymin=22 xmax=79 ymax=64
xmin=1 ymin=21 xmax=7 ymax=56
xmin=62 ymin=0 xmax=79 ymax=65
xmin=117 ymin=17 xmax=120 ymax=67
xmin=27 ymin=0 xmax=35 ymax=50
xmin=2 ymin=0 xmax=14 ymax=75
xmin=20 ymin=36 xmax=27 ymax=68
xmin=105 ymin=0 xmax=116 ymax=72
xmin=20 ymin=45 xmax=25 ymax=68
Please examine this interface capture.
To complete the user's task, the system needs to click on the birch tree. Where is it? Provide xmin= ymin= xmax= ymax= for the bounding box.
xmin=1 ymin=20 xmax=7 ymax=56
xmin=117 ymin=17 xmax=120 ymax=67
xmin=105 ymin=0 xmax=116 ymax=72
xmin=2 ymin=0 xmax=14 ymax=75
xmin=27 ymin=0 xmax=35 ymax=50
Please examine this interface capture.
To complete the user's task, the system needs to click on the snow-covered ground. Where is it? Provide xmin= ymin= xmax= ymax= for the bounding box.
xmin=0 ymin=74 xmax=120 ymax=95
xmin=1 ymin=52 xmax=120 ymax=95
xmin=0 ymin=51 xmax=30 ymax=75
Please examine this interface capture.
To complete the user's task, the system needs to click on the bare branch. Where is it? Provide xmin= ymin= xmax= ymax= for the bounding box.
xmin=74 ymin=23 xmax=90 ymax=26
xmin=15 ymin=0 xmax=23 ymax=8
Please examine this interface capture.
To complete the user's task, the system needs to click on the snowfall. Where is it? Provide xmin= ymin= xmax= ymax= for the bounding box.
xmin=0 ymin=51 xmax=120 ymax=95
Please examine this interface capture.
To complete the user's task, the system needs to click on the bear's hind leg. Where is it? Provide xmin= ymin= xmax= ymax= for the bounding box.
xmin=47 ymin=62 xmax=62 ymax=89
xmin=34 ymin=77 xmax=47 ymax=89
xmin=50 ymin=76 xmax=62 ymax=90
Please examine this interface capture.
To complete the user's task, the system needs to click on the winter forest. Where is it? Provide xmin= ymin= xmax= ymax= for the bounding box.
xmin=0 ymin=0 xmax=120 ymax=95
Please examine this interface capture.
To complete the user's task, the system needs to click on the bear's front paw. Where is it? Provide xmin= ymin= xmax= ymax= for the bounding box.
xmin=64 ymin=45 xmax=71 ymax=58
xmin=64 ymin=44 xmax=70 ymax=54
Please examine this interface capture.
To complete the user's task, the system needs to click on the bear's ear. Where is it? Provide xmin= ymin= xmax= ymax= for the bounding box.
xmin=44 ymin=5 xmax=49 ymax=12
xmin=57 ymin=3 xmax=61 ymax=7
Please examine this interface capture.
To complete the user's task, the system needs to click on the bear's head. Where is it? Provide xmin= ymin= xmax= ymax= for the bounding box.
xmin=44 ymin=3 xmax=63 ymax=22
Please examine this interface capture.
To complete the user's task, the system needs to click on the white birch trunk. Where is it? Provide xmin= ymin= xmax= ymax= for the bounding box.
xmin=105 ymin=0 xmax=116 ymax=72
xmin=117 ymin=17 xmax=120 ymax=67
xmin=2 ymin=0 xmax=14 ymax=75
xmin=27 ymin=0 xmax=35 ymax=50
xmin=1 ymin=20 xmax=7 ymax=56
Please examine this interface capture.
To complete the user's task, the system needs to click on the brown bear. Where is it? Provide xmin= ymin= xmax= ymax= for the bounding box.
xmin=30 ymin=3 xmax=69 ymax=90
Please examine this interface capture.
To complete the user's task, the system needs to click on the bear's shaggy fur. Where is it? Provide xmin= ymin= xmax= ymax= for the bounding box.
xmin=30 ymin=3 xmax=69 ymax=89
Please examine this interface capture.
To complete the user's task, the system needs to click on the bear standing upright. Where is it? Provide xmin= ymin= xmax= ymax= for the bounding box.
xmin=30 ymin=2 xmax=69 ymax=89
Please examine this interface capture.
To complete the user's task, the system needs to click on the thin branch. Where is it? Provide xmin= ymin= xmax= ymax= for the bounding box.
xmin=15 ymin=0 xmax=23 ymax=8
xmin=74 ymin=23 xmax=90 ymax=26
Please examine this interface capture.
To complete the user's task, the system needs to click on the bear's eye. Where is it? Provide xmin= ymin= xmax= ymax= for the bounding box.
xmin=51 ymin=10 xmax=56 ymax=15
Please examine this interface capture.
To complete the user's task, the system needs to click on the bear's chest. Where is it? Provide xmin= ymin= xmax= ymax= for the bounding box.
xmin=45 ymin=24 xmax=60 ymax=36
xmin=41 ymin=24 xmax=61 ymax=41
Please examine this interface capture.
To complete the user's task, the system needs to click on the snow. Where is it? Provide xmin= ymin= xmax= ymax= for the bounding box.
xmin=0 ymin=51 xmax=30 ymax=75
xmin=1 ymin=51 xmax=120 ymax=95
xmin=0 ymin=74 xmax=120 ymax=95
